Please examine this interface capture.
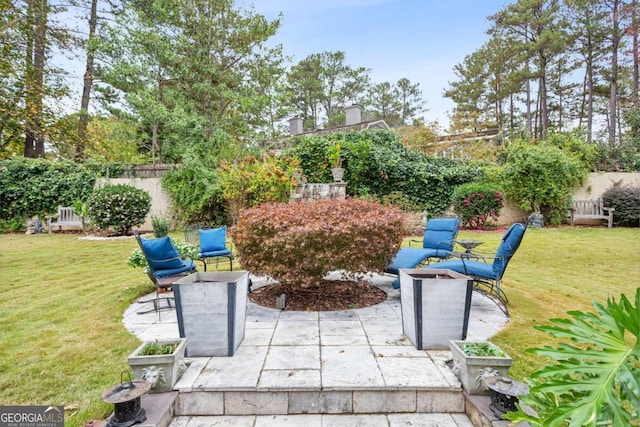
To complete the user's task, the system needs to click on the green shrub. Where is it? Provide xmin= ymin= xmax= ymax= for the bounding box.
xmin=216 ymin=153 xmax=299 ymax=224
xmin=452 ymin=183 xmax=504 ymax=229
xmin=378 ymin=191 xmax=424 ymax=212
xmin=0 ymin=157 xmax=96 ymax=223
xmin=87 ymin=184 xmax=151 ymax=235
xmin=151 ymin=215 xmax=170 ymax=237
xmin=602 ymin=185 xmax=640 ymax=227
xmin=161 ymin=130 xmax=236 ymax=226
xmin=230 ymin=198 xmax=404 ymax=287
xmin=498 ymin=141 xmax=587 ymax=225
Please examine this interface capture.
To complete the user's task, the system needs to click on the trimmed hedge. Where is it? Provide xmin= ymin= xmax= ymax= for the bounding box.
xmin=230 ymin=198 xmax=404 ymax=287
xmin=0 ymin=158 xmax=96 ymax=231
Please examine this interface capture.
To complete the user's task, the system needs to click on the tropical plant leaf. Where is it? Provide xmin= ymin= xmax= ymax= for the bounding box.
xmin=504 ymin=288 xmax=640 ymax=427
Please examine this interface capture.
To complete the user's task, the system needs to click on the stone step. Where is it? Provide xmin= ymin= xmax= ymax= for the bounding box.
xmin=175 ymin=388 xmax=465 ymax=416
xmin=169 ymin=412 xmax=476 ymax=427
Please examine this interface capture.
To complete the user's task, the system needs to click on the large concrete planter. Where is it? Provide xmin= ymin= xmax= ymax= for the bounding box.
xmin=449 ymin=340 xmax=512 ymax=395
xmin=127 ymin=338 xmax=188 ymax=393
xmin=399 ymin=269 xmax=473 ymax=350
xmin=174 ymin=271 xmax=250 ymax=357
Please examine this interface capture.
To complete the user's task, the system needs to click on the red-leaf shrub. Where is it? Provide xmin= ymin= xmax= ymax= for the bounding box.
xmin=230 ymin=198 xmax=404 ymax=287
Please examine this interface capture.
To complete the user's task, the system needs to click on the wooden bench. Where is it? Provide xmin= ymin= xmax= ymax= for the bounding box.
xmin=568 ymin=199 xmax=615 ymax=228
xmin=47 ymin=206 xmax=83 ymax=232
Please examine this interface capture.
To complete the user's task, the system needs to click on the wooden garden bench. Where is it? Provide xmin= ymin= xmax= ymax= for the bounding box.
xmin=568 ymin=199 xmax=614 ymax=228
xmin=47 ymin=206 xmax=83 ymax=232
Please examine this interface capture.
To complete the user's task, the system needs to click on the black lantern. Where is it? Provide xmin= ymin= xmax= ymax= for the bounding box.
xmin=101 ymin=372 xmax=151 ymax=427
xmin=483 ymin=375 xmax=529 ymax=417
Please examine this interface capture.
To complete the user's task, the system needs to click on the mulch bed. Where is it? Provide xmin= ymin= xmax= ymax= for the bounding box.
xmin=249 ymin=279 xmax=388 ymax=311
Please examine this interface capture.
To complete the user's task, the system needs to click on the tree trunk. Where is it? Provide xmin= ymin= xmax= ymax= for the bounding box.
xmin=77 ymin=0 xmax=98 ymax=161
xmin=24 ymin=0 xmax=47 ymax=158
xmin=538 ymin=53 xmax=549 ymax=139
xmin=609 ymin=0 xmax=620 ymax=147
xmin=632 ymin=0 xmax=639 ymax=106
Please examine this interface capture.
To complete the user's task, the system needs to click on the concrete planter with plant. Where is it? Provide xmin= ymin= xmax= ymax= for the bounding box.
xmin=449 ymin=340 xmax=512 ymax=395
xmin=127 ymin=338 xmax=188 ymax=393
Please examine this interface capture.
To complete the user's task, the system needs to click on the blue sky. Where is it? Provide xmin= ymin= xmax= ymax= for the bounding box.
xmin=249 ymin=0 xmax=511 ymax=129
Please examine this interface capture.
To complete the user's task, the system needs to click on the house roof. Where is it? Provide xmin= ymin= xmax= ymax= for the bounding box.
xmin=292 ymin=119 xmax=390 ymax=137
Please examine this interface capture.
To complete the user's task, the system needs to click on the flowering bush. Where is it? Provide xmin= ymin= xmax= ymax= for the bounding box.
xmin=452 ymin=183 xmax=504 ymax=230
xmin=230 ymin=198 xmax=404 ymax=287
xmin=87 ymin=184 xmax=151 ymax=235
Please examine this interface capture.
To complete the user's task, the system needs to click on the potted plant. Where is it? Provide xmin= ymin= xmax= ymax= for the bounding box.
xmin=328 ymin=143 xmax=344 ymax=182
xmin=127 ymin=338 xmax=188 ymax=393
xmin=449 ymin=340 xmax=512 ymax=395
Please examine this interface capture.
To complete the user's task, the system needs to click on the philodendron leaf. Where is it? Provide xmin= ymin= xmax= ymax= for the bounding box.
xmin=504 ymin=288 xmax=640 ymax=427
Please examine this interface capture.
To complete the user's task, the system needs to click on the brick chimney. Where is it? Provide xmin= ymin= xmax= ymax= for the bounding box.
xmin=289 ymin=117 xmax=303 ymax=135
xmin=345 ymin=105 xmax=362 ymax=125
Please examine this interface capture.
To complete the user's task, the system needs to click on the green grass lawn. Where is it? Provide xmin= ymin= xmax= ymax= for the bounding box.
xmin=0 ymin=227 xmax=638 ymax=426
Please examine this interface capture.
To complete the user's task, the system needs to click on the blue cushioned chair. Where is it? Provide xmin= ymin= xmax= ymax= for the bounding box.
xmin=135 ymin=233 xmax=197 ymax=314
xmin=385 ymin=218 xmax=460 ymax=289
xmin=425 ymin=223 xmax=527 ymax=316
xmin=184 ymin=225 xmax=234 ymax=271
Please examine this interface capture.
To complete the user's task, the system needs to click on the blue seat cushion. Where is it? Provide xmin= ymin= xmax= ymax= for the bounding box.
xmin=385 ymin=247 xmax=450 ymax=275
xmin=200 ymin=227 xmax=227 ymax=253
xmin=141 ymin=236 xmax=183 ymax=271
xmin=153 ymin=260 xmax=196 ymax=278
xmin=201 ymin=248 xmax=232 ymax=258
xmin=422 ymin=218 xmax=459 ymax=251
xmin=426 ymin=259 xmax=496 ymax=281
xmin=493 ymin=223 xmax=526 ymax=277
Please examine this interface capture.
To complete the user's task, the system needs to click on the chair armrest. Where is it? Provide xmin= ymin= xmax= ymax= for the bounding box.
xmin=603 ymin=207 xmax=615 ymax=213
xmin=146 ymin=254 xmax=184 ymax=264
xmin=449 ymin=250 xmax=489 ymax=263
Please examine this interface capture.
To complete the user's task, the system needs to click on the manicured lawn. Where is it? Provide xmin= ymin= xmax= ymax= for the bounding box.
xmin=0 ymin=227 xmax=638 ymax=425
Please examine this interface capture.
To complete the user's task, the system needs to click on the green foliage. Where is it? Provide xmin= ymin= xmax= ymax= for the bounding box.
xmin=288 ymin=129 xmax=479 ymax=216
xmin=498 ymin=141 xmax=587 ymax=225
xmin=602 ymin=185 xmax=640 ymax=227
xmin=378 ymin=191 xmax=424 ymax=212
xmin=0 ymin=158 xmax=96 ymax=226
xmin=461 ymin=342 xmax=506 ymax=357
xmin=151 ymin=215 xmax=170 ymax=237
xmin=452 ymin=183 xmax=504 ymax=229
xmin=97 ymin=0 xmax=284 ymax=159
xmin=230 ymin=199 xmax=404 ymax=287
xmin=138 ymin=340 xmax=178 ymax=356
xmin=216 ymin=153 xmax=299 ymax=223
xmin=327 ymin=142 xmax=342 ymax=168
xmin=87 ymin=184 xmax=151 ymax=235
xmin=545 ymin=130 xmax=600 ymax=172
xmin=161 ymin=131 xmax=233 ymax=226
xmin=72 ymin=200 xmax=90 ymax=234
xmin=505 ymin=289 xmax=640 ymax=427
